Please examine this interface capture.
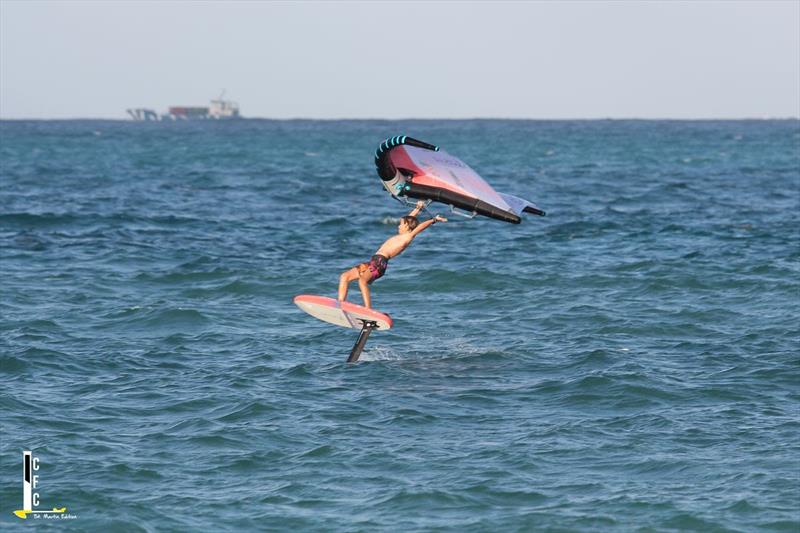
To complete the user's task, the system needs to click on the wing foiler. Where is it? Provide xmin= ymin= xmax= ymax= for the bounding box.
xmin=375 ymin=135 xmax=545 ymax=223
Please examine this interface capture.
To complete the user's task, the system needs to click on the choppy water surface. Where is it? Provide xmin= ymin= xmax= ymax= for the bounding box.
xmin=1 ymin=119 xmax=798 ymax=531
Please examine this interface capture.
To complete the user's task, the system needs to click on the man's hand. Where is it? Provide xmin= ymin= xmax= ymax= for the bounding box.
xmin=409 ymin=200 xmax=427 ymax=217
xmin=434 ymin=215 xmax=448 ymax=223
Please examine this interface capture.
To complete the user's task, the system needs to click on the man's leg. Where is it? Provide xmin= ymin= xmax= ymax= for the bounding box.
xmin=358 ymin=270 xmax=372 ymax=309
xmin=338 ymin=266 xmax=360 ymax=302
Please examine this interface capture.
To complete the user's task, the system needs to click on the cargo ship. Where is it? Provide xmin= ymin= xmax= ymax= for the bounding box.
xmin=127 ymin=93 xmax=240 ymax=121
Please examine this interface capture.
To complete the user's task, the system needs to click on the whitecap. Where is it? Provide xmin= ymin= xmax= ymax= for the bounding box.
xmin=358 ymin=345 xmax=403 ymax=362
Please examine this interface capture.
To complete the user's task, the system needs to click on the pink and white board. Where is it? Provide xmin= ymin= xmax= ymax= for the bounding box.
xmin=293 ymin=295 xmax=393 ymax=330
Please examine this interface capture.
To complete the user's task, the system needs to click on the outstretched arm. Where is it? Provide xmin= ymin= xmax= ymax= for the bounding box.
xmin=409 ymin=214 xmax=447 ymax=239
xmin=408 ymin=200 xmax=427 ymax=217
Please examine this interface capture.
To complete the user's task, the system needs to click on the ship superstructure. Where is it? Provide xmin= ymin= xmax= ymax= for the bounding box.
xmin=127 ymin=92 xmax=241 ymax=121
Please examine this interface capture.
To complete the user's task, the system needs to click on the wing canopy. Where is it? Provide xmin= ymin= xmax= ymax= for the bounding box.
xmin=375 ymin=136 xmax=544 ymax=223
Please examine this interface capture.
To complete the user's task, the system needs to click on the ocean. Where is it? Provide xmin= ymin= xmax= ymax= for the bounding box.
xmin=1 ymin=119 xmax=798 ymax=531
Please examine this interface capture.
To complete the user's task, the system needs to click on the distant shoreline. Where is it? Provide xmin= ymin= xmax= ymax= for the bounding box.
xmin=1 ymin=117 xmax=799 ymax=122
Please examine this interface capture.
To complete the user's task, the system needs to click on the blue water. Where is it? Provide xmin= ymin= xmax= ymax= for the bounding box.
xmin=1 ymin=119 xmax=798 ymax=531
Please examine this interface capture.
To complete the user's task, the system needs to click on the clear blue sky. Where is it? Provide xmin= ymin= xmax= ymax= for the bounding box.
xmin=1 ymin=1 xmax=798 ymax=119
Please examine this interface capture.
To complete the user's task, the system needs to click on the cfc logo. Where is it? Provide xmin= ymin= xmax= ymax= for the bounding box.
xmin=13 ymin=451 xmax=72 ymax=520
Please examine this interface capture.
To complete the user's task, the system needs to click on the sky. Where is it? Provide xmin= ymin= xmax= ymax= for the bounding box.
xmin=1 ymin=0 xmax=798 ymax=119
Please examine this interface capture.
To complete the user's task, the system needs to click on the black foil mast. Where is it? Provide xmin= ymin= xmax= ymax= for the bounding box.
xmin=347 ymin=321 xmax=377 ymax=363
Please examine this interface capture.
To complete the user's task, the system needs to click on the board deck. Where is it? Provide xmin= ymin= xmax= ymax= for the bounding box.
xmin=293 ymin=295 xmax=393 ymax=330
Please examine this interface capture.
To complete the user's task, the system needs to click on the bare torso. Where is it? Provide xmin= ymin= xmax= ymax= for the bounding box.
xmin=375 ymin=234 xmax=413 ymax=260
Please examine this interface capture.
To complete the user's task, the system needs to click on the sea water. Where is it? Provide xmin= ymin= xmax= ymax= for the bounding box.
xmin=1 ymin=119 xmax=798 ymax=531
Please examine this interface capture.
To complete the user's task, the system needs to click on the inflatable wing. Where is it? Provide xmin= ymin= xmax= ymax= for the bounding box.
xmin=374 ymin=136 xmax=545 ymax=224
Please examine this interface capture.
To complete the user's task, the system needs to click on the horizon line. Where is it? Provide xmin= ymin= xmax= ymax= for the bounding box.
xmin=1 ymin=116 xmax=799 ymax=122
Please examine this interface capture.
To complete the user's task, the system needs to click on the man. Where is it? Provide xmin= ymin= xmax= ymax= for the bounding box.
xmin=338 ymin=201 xmax=447 ymax=309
